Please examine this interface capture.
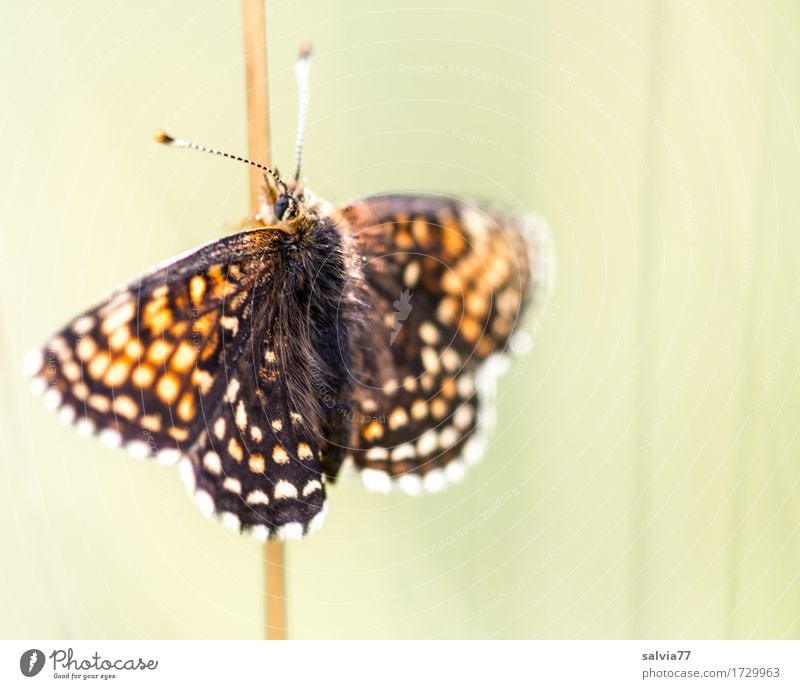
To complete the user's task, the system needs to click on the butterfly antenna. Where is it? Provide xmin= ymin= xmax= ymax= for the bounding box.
xmin=293 ymin=41 xmax=312 ymax=181
xmin=153 ymin=130 xmax=290 ymax=198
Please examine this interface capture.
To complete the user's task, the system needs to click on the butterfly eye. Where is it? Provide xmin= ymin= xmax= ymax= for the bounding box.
xmin=274 ymin=194 xmax=291 ymax=220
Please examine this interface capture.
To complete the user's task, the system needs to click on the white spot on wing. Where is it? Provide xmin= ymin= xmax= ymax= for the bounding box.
xmin=221 ymin=511 xmax=241 ymax=531
xmin=43 ymin=388 xmax=62 ymax=411
xmin=246 ymin=490 xmax=270 ymax=505
xmin=203 ymin=451 xmax=222 ymax=475
xmin=194 ymin=490 xmax=215 ymax=518
xmin=274 ymin=480 xmax=298 ymax=499
xmin=58 ymin=405 xmax=76 ymax=426
xmin=423 ymin=469 xmax=447 ymax=493
xmin=235 ymin=400 xmax=247 ymax=431
xmin=76 ymin=418 xmax=95 ymax=437
xmin=509 ymin=330 xmax=533 ymax=355
xmin=23 ymin=349 xmax=44 ymax=377
xmin=71 ymin=315 xmax=95 ymax=335
xmin=223 ymin=477 xmax=242 ymax=494
xmin=391 ymin=443 xmax=415 ymax=461
xmin=158 ymin=448 xmax=181 ymax=466
xmin=439 ymin=426 xmax=459 ymax=450
xmin=213 ymin=417 xmax=226 ymax=440
xmin=445 ymin=459 xmax=466 ymax=484
xmin=223 ymin=378 xmax=240 ymax=403
xmin=398 ymin=473 xmax=423 ymax=496
xmin=306 ymin=503 xmax=329 ymax=535
xmin=220 ymin=316 xmax=239 ymax=335
xmin=361 ymin=468 xmax=391 ymax=493
xmin=250 ymin=525 xmax=270 ymax=542
xmin=416 ymin=430 xmax=438 ymax=457
xmin=276 ymin=522 xmax=304 ymax=541
xmin=126 ymin=440 xmax=150 ymax=460
xmin=302 ymin=479 xmax=322 ymax=496
xmin=178 ymin=457 xmax=196 ymax=492
xmin=99 ymin=428 xmax=121 ymax=448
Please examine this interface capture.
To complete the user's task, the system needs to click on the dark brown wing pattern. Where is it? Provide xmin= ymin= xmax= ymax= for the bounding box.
xmin=25 ymin=229 xmax=328 ymax=540
xmin=340 ymin=194 xmax=555 ymax=494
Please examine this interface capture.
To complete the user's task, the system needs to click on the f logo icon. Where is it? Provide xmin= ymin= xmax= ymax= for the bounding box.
xmin=20 ymin=649 xmax=45 ymax=677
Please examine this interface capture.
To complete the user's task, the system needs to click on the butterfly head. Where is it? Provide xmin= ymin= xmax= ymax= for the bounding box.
xmin=255 ymin=174 xmax=334 ymax=236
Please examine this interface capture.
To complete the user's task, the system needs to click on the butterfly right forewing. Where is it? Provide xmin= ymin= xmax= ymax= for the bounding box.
xmin=341 ymin=194 xmax=554 ymax=494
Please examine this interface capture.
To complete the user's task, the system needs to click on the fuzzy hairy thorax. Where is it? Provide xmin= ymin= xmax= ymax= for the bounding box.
xmin=257 ymin=192 xmax=363 ymax=480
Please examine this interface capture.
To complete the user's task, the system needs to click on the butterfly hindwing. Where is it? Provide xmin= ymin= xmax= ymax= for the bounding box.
xmin=186 ymin=332 xmax=327 ymax=540
xmin=341 ymin=194 xmax=554 ymax=494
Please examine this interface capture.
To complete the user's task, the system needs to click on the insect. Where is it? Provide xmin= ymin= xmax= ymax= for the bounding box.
xmin=24 ymin=46 xmax=555 ymax=541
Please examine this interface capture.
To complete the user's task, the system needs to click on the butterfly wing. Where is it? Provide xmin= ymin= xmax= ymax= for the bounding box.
xmin=341 ymin=194 xmax=554 ymax=494
xmin=187 ymin=328 xmax=327 ymax=540
xmin=25 ymin=228 xmax=327 ymax=539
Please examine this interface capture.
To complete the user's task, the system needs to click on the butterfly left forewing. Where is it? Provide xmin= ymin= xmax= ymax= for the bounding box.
xmin=26 ymin=227 xmax=330 ymax=539
xmin=26 ymin=229 xmax=276 ymax=460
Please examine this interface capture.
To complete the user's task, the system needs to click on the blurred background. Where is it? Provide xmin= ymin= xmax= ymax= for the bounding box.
xmin=2 ymin=0 xmax=799 ymax=639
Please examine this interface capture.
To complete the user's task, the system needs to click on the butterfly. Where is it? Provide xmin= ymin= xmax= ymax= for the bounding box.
xmin=24 ymin=46 xmax=555 ymax=541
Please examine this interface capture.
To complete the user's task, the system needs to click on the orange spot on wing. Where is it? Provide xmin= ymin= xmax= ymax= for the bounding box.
xmin=156 ymin=373 xmax=180 ymax=404
xmin=460 ymin=316 xmax=481 ymax=343
xmin=477 ymin=336 xmax=497 ymax=357
xmin=141 ymin=414 xmax=162 ymax=432
xmin=192 ymin=313 xmax=215 ymax=338
xmin=190 ymin=276 xmax=206 ymax=305
xmin=87 ymin=352 xmax=111 ymax=379
xmin=176 ymin=391 xmax=196 ymax=422
xmin=146 ymin=339 xmax=173 ymax=365
xmin=168 ymin=426 xmax=189 ymax=442
xmin=248 ymin=454 xmax=265 ymax=473
xmin=142 ymin=295 xmax=173 ymax=335
xmin=170 ymin=341 xmax=197 ymax=373
xmin=228 ymin=437 xmax=243 ymax=462
xmin=201 ymin=330 xmax=220 ymax=361
xmin=147 ymin=308 xmax=173 ymax=335
xmin=76 ymin=336 xmax=97 ymax=362
xmin=442 ymin=218 xmax=466 ymax=255
xmin=363 ymin=420 xmax=384 ymax=441
xmin=125 ymin=339 xmax=144 ymax=359
xmin=170 ymin=321 xmax=189 ymax=337
xmin=109 ymin=325 xmax=131 ymax=351
xmin=411 ymin=217 xmax=431 ymax=246
xmin=272 ymin=445 xmax=289 ymax=464
xmin=113 ymin=395 xmax=139 ymax=421
xmin=132 ymin=363 xmax=155 ymax=388
xmin=103 ymin=358 xmax=131 ymax=387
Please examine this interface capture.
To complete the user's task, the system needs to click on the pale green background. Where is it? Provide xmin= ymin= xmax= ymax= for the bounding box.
xmin=2 ymin=0 xmax=799 ymax=639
